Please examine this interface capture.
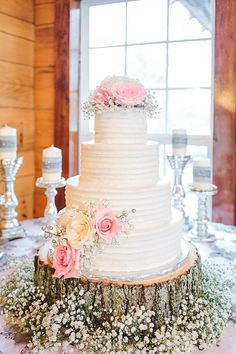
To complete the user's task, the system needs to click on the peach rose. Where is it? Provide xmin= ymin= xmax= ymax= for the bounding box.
xmin=110 ymin=79 xmax=146 ymax=105
xmin=66 ymin=211 xmax=93 ymax=249
xmin=94 ymin=208 xmax=120 ymax=241
xmin=52 ymin=241 xmax=81 ymax=279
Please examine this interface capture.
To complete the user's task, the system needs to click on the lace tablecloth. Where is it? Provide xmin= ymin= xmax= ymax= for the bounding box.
xmin=0 ymin=219 xmax=235 ymax=354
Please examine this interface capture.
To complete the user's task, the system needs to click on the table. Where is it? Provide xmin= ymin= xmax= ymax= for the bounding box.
xmin=0 ymin=219 xmax=235 ymax=354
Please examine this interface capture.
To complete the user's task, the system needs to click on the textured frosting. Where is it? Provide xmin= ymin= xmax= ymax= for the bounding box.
xmin=80 ymin=141 xmax=159 ymax=188
xmin=65 ymin=109 xmax=183 ymax=278
xmin=95 ymin=109 xmax=147 ymax=144
xmin=83 ymin=211 xmax=183 ymax=276
xmin=66 ymin=176 xmax=172 ymax=229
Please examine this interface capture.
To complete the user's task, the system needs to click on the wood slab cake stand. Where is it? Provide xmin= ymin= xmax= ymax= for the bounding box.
xmin=35 ymin=243 xmax=201 ymax=316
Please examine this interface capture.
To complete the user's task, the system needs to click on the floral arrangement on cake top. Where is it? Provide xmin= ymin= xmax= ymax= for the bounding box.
xmin=39 ymin=201 xmax=135 ymax=279
xmin=83 ymin=75 xmax=159 ymax=119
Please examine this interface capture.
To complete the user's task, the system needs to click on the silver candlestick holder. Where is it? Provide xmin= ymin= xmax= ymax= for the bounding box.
xmin=167 ymin=155 xmax=192 ymax=231
xmin=187 ymin=184 xmax=218 ymax=242
xmin=36 ymin=177 xmax=66 ymax=229
xmin=0 ymin=157 xmax=25 ymax=240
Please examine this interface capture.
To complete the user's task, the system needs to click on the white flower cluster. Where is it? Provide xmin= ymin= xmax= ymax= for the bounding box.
xmin=0 ymin=261 xmax=234 ymax=353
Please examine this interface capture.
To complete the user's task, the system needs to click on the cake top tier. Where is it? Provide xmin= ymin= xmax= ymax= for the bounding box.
xmin=83 ymin=75 xmax=158 ymax=119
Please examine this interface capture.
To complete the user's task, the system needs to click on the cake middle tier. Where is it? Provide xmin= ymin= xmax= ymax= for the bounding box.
xmin=80 ymin=141 xmax=159 ymax=188
xmin=66 ymin=176 xmax=172 ymax=228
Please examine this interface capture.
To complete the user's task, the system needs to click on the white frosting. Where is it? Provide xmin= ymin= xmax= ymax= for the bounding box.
xmin=80 ymin=141 xmax=159 ymax=188
xmin=84 ymin=211 xmax=183 ymax=277
xmin=95 ymin=109 xmax=147 ymax=144
xmin=64 ymin=109 xmax=183 ymax=279
xmin=66 ymin=176 xmax=172 ymax=228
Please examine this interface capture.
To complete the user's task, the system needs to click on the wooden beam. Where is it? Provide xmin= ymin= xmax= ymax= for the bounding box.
xmin=54 ymin=0 xmax=70 ymax=209
xmin=213 ymin=0 xmax=236 ymax=224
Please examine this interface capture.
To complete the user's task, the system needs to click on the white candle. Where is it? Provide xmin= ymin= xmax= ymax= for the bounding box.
xmin=0 ymin=125 xmax=17 ymax=160
xmin=172 ymin=129 xmax=187 ymax=156
xmin=42 ymin=146 xmax=62 ymax=182
xmin=193 ymin=158 xmax=211 ymax=190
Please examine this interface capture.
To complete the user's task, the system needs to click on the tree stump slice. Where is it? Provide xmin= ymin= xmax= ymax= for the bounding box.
xmin=34 ymin=242 xmax=202 ymax=316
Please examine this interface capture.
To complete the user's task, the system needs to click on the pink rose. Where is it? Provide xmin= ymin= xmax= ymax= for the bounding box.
xmin=94 ymin=208 xmax=121 ymax=240
xmin=110 ymin=79 xmax=146 ymax=106
xmin=91 ymin=87 xmax=111 ymax=105
xmin=52 ymin=242 xmax=81 ymax=279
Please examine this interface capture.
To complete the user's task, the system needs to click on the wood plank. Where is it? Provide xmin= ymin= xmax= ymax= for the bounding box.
xmin=18 ymin=194 xmax=34 ymax=220
xmin=0 ymin=61 xmax=33 ymax=87
xmin=34 ymin=191 xmax=46 ymax=218
xmin=0 ymin=83 xmax=33 ymax=108
xmin=0 ymin=175 xmax=34 ymax=198
xmin=15 ymin=175 xmax=35 ymax=197
xmin=55 ymin=0 xmax=70 ymax=210
xmin=0 ymin=108 xmax=34 ymax=151
xmin=35 ymin=148 xmax=43 ymax=179
xmin=0 ymin=107 xmax=34 ymax=122
xmin=213 ymin=0 xmax=236 ymax=224
xmin=35 ymin=3 xmax=55 ymax=25
xmin=0 ymin=13 xmax=34 ymax=40
xmin=35 ymin=25 xmax=55 ymax=67
xmin=0 ymin=32 xmax=34 ymax=66
xmin=0 ymin=0 xmax=34 ymax=23
xmin=35 ymin=68 xmax=55 ymax=109
xmin=35 ymin=0 xmax=55 ymax=4
xmin=35 ymin=110 xmax=54 ymax=148
xmin=18 ymin=151 xmax=35 ymax=177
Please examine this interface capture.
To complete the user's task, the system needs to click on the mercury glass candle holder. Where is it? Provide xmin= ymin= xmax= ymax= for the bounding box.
xmin=167 ymin=155 xmax=192 ymax=231
xmin=0 ymin=157 xmax=25 ymax=240
xmin=187 ymin=184 xmax=218 ymax=242
xmin=36 ymin=177 xmax=66 ymax=229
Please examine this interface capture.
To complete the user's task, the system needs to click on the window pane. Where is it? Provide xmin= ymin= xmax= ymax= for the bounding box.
xmin=127 ymin=44 xmax=166 ymax=88
xmin=169 ymin=1 xmax=212 ymax=40
xmin=167 ymin=89 xmax=211 ymax=135
xmin=70 ymin=9 xmax=80 ymax=50
xmin=127 ymin=0 xmax=167 ymax=44
xmin=89 ymin=3 xmax=126 ymax=47
xmin=168 ymin=40 xmax=212 ymax=88
xmin=89 ymin=47 xmax=125 ymax=90
xmin=70 ymin=49 xmax=79 ymax=92
xmin=147 ymin=90 xmax=166 ymax=134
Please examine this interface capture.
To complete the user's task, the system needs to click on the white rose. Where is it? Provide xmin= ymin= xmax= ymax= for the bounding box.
xmin=66 ymin=211 xmax=93 ymax=249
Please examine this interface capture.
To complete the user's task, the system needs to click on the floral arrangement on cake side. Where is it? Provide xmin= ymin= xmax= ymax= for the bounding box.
xmin=83 ymin=75 xmax=159 ymax=118
xmin=39 ymin=201 xmax=135 ymax=279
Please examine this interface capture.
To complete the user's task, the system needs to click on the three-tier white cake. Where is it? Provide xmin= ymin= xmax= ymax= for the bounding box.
xmin=66 ymin=108 xmax=183 ymax=279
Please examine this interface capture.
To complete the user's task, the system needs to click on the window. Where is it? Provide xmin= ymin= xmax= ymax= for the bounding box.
xmin=80 ymin=0 xmax=214 ymax=216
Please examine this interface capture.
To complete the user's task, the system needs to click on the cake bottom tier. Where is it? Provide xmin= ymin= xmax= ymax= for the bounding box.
xmin=34 ymin=242 xmax=201 ymax=317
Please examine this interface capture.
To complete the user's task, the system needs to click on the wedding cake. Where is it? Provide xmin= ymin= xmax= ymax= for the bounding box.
xmin=66 ymin=109 xmax=183 ymax=279
xmin=38 ymin=75 xmax=187 ymax=281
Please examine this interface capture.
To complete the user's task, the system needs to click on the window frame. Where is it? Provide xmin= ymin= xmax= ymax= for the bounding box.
xmin=80 ymin=0 xmax=215 ymax=171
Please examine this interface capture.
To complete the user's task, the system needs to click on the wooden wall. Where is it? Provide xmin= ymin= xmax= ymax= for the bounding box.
xmin=0 ymin=0 xmax=35 ymax=220
xmin=213 ymin=0 xmax=236 ymax=224
xmin=34 ymin=0 xmax=56 ymax=217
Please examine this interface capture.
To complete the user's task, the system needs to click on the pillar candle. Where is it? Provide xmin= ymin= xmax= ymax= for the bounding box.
xmin=0 ymin=125 xmax=17 ymax=160
xmin=42 ymin=146 xmax=62 ymax=182
xmin=193 ymin=158 xmax=211 ymax=190
xmin=172 ymin=129 xmax=187 ymax=156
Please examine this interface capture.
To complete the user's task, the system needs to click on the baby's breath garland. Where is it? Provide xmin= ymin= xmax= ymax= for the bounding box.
xmin=0 ymin=260 xmax=233 ymax=353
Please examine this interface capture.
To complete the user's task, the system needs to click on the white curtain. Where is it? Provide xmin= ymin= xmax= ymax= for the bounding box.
xmin=170 ymin=0 xmax=211 ymax=32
